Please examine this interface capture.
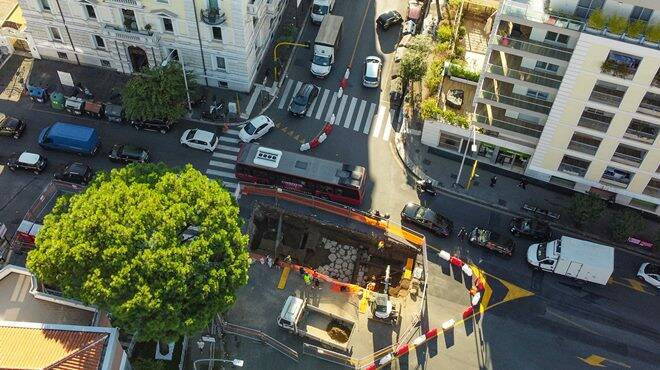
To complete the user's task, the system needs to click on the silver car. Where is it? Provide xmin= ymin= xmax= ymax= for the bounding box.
xmin=363 ymin=56 xmax=382 ymax=88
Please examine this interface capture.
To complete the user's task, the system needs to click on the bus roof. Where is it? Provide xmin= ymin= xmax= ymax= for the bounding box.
xmin=237 ymin=144 xmax=365 ymax=189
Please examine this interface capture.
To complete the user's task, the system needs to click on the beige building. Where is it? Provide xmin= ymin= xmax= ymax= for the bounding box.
xmin=15 ymin=0 xmax=286 ymax=92
xmin=423 ymin=0 xmax=660 ymax=215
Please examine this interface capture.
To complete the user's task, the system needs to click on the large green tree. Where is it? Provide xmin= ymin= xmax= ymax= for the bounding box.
xmin=121 ymin=62 xmax=196 ymax=122
xmin=567 ymin=193 xmax=606 ymax=228
xmin=27 ymin=164 xmax=249 ymax=342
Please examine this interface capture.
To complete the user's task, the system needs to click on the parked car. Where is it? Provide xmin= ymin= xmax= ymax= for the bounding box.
xmin=637 ymin=262 xmax=660 ymax=289
xmin=180 ymin=129 xmax=219 ymax=152
xmin=239 ymin=115 xmax=275 ymax=143
xmin=130 ymin=119 xmax=173 ymax=134
xmin=108 ymin=144 xmax=150 ymax=164
xmin=288 ymin=83 xmax=320 ymax=117
xmin=509 ymin=217 xmax=552 ymax=240
xmin=38 ymin=122 xmax=101 ymax=156
xmin=376 ymin=10 xmax=403 ymax=31
xmin=0 ymin=113 xmax=26 ymax=139
xmin=390 ymin=77 xmax=404 ymax=108
xmin=469 ymin=227 xmax=515 ymax=257
xmin=54 ymin=162 xmax=94 ymax=185
xmin=363 ymin=56 xmax=383 ymax=88
xmin=6 ymin=152 xmax=47 ymax=174
xmin=105 ymin=104 xmax=124 ymax=123
xmin=400 ymin=202 xmax=453 ymax=237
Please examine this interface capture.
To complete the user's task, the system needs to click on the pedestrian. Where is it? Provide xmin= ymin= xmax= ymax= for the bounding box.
xmin=299 ymin=266 xmax=305 ymax=276
xmin=284 ymin=255 xmax=292 ymax=264
xmin=518 ymin=178 xmax=527 ymax=189
xmin=266 ymin=255 xmax=274 ymax=268
xmin=303 ymin=273 xmax=312 ymax=286
xmin=313 ymin=276 xmax=321 ymax=290
xmin=458 ymin=227 xmax=466 ymax=241
xmin=274 ymin=257 xmax=281 ymax=269
xmin=490 ymin=176 xmax=497 ymax=187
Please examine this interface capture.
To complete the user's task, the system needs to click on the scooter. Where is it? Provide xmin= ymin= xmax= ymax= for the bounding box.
xmin=201 ymin=96 xmax=225 ymax=121
xmin=371 ymin=210 xmax=390 ymax=220
xmin=416 ymin=179 xmax=437 ymax=196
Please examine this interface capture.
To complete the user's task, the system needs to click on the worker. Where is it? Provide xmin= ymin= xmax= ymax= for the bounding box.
xmin=303 ymin=273 xmax=312 ymax=286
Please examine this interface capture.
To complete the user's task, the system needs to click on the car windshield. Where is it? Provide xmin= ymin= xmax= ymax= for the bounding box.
xmin=293 ymin=94 xmax=308 ymax=105
xmin=313 ymin=5 xmax=329 ymax=14
xmin=186 ymin=130 xmax=196 ymax=140
xmin=647 ymin=264 xmax=660 ymax=275
xmin=244 ymin=122 xmax=257 ymax=135
xmin=364 ymin=75 xmax=378 ymax=82
xmin=313 ymin=55 xmax=331 ymax=66
xmin=416 ymin=207 xmax=435 ymax=222
xmin=536 ymin=243 xmax=547 ymax=260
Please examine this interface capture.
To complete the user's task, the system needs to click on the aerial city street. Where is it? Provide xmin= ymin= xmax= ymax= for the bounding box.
xmin=0 ymin=0 xmax=659 ymax=369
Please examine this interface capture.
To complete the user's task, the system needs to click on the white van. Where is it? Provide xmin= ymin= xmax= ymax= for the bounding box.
xmin=311 ymin=0 xmax=335 ymax=25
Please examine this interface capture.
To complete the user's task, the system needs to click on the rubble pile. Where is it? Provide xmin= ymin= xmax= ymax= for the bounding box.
xmin=316 ymin=237 xmax=358 ymax=283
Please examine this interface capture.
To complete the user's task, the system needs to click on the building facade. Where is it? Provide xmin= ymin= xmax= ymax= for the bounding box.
xmin=17 ymin=0 xmax=286 ymax=92
xmin=422 ymin=0 xmax=660 ymax=215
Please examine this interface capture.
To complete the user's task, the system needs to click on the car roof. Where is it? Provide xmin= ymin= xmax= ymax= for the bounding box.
xmin=121 ymin=145 xmax=145 ymax=155
xmin=192 ymin=129 xmax=215 ymax=142
xmin=298 ymin=84 xmax=315 ymax=96
xmin=67 ymin=162 xmax=88 ymax=173
xmin=365 ymin=57 xmax=381 ymax=77
xmin=19 ymin=152 xmax=40 ymax=165
xmin=249 ymin=115 xmax=271 ymax=127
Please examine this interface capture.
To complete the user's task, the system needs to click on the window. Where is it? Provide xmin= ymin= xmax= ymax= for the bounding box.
xmin=589 ymin=80 xmax=627 ymax=107
xmin=612 ymin=144 xmax=646 ymax=167
xmin=215 ymin=56 xmax=226 ymax=70
xmin=57 ymin=52 xmax=68 ymax=60
xmin=218 ymin=80 xmax=228 ymax=88
xmin=544 ymin=31 xmax=569 ymax=45
xmin=535 ymin=61 xmax=559 ymax=73
xmin=629 ymin=198 xmax=657 ymax=212
xmin=568 ymin=132 xmax=601 ymax=155
xmin=166 ymin=48 xmax=179 ymax=61
xmin=212 ymin=26 xmax=223 ymax=41
xmin=630 ymin=6 xmax=653 ymax=23
xmin=93 ymin=35 xmax=105 ymax=49
xmin=559 ymin=155 xmax=591 ymax=177
xmin=100 ymin=59 xmax=111 ymax=68
xmin=40 ymin=0 xmax=51 ymax=11
xmin=574 ymin=0 xmax=604 ymax=19
xmin=85 ymin=5 xmax=96 ymax=19
xmin=602 ymin=166 xmax=633 ymax=187
xmin=625 ymin=119 xmax=658 ymax=144
xmin=49 ymin=27 xmax=62 ymax=42
xmin=526 ymin=89 xmax=549 ymax=101
xmin=162 ymin=18 xmax=174 ymax=32
xmin=578 ymin=107 xmax=613 ymax=132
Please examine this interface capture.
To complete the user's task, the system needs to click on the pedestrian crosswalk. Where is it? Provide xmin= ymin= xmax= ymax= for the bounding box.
xmin=205 ymin=128 xmax=241 ymax=191
xmin=276 ymin=78 xmax=401 ymax=142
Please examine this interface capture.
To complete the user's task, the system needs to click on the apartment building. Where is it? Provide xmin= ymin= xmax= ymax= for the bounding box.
xmin=16 ymin=0 xmax=286 ymax=92
xmin=422 ymin=0 xmax=660 ymax=215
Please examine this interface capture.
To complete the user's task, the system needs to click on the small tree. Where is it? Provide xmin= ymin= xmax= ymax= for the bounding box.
xmin=609 ymin=209 xmax=646 ymax=242
xmin=401 ymin=51 xmax=426 ymax=109
xmin=567 ymin=194 xmax=606 ymax=228
xmin=122 ymin=62 xmax=197 ymax=122
xmin=409 ymin=35 xmax=434 ymax=54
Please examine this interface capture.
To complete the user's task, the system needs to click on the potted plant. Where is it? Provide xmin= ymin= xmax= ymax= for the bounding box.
xmin=606 ymin=15 xmax=628 ymax=37
xmin=586 ymin=9 xmax=606 ymax=33
xmin=123 ymin=18 xmax=134 ymax=31
xmin=625 ymin=20 xmax=645 ymax=41
xmin=144 ymin=23 xmax=153 ymax=35
xmin=499 ymin=28 xmax=510 ymax=46
xmin=644 ymin=23 xmax=660 ymax=46
xmin=613 ymin=62 xmax=631 ymax=78
xmin=600 ymin=59 xmax=616 ymax=74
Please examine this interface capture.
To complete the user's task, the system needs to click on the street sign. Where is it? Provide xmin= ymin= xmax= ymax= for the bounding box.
xmin=57 ymin=71 xmax=74 ymax=87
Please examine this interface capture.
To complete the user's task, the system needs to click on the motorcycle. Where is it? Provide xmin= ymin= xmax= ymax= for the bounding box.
xmin=416 ymin=179 xmax=437 ymax=196
xmin=370 ymin=210 xmax=390 ymax=220
xmin=201 ymin=95 xmax=225 ymax=121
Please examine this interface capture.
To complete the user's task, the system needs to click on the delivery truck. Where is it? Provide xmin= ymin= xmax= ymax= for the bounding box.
xmin=38 ymin=122 xmax=101 ymax=156
xmin=311 ymin=15 xmax=343 ymax=78
xmin=526 ymin=236 xmax=614 ymax=285
xmin=278 ymin=296 xmax=355 ymax=352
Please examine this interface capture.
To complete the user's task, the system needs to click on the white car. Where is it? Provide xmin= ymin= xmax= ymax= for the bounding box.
xmin=239 ymin=115 xmax=275 ymax=143
xmin=180 ymin=129 xmax=218 ymax=152
xmin=363 ymin=56 xmax=382 ymax=88
xmin=637 ymin=262 xmax=660 ymax=289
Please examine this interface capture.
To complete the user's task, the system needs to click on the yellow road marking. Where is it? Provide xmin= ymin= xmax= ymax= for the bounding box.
xmin=579 ymin=354 xmax=631 ymax=368
xmin=277 ymin=266 xmax=290 ymax=289
xmin=608 ymin=276 xmax=655 ymax=295
xmin=359 ymin=290 xmax=370 ymax=314
xmin=470 ymin=264 xmax=491 ymax=314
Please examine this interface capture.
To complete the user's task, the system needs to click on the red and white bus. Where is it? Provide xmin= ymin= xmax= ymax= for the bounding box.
xmin=235 ymin=144 xmax=367 ymax=206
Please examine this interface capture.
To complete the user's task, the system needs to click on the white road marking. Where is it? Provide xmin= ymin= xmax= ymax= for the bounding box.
xmin=212 ymin=152 xmax=238 ymax=160
xmin=306 ymin=90 xmax=320 ymax=117
xmin=371 ymin=105 xmax=386 ymax=137
xmin=353 ymin=100 xmax=367 ymax=132
xmin=277 ymin=79 xmax=294 ymax=109
xmin=219 ymin=136 xmax=240 ymax=143
xmin=205 ymin=169 xmax=236 ymax=179
xmin=216 ymin=145 xmax=240 ymax=152
xmin=315 ymin=89 xmax=330 ymax=120
xmin=209 ymin=161 xmax=236 ymax=170
xmin=381 ymin=109 xmax=394 ymax=141
xmin=226 ymin=129 xmax=241 ymax=135
xmin=334 ymin=95 xmax=348 ymax=125
xmin=343 ymin=97 xmax=358 ymax=128
xmin=362 ymin=102 xmax=377 ymax=134
xmin=325 ymin=92 xmax=339 ymax=121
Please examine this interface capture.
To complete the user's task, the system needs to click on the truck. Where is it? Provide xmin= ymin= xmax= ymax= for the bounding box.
xmin=311 ymin=14 xmax=343 ymax=78
xmin=526 ymin=236 xmax=614 ymax=285
xmin=38 ymin=122 xmax=101 ymax=156
xmin=278 ymin=296 xmax=355 ymax=352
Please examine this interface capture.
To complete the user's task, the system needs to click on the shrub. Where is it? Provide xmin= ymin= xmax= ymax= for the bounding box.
xmin=609 ymin=209 xmax=646 ymax=242
xmin=420 ymin=98 xmax=470 ymax=128
xmin=420 ymin=98 xmax=442 ymax=120
xmin=586 ymin=9 xmax=606 ymax=30
xmin=646 ymin=23 xmax=660 ymax=43
xmin=437 ymin=24 xmax=453 ymax=43
xmin=626 ymin=20 xmax=646 ymax=38
xmin=453 ymin=46 xmax=465 ymax=59
xmin=567 ymin=194 xmax=606 ymax=228
xmin=425 ymin=60 xmax=445 ymax=94
xmin=458 ymin=26 xmax=467 ymax=39
xmin=607 ymin=15 xmax=628 ymax=35
xmin=449 ymin=64 xmax=480 ymax=82
xmin=132 ymin=359 xmax=167 ymax=370
xmin=436 ymin=41 xmax=452 ymax=53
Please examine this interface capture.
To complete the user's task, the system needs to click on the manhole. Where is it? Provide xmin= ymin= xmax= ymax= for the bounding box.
xmin=498 ymin=199 xmax=507 ymax=206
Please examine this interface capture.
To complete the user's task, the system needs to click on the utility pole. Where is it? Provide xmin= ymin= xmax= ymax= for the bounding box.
xmin=435 ymin=0 xmax=442 ymax=20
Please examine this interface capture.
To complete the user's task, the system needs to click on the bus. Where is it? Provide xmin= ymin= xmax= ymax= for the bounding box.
xmin=235 ymin=144 xmax=367 ymax=206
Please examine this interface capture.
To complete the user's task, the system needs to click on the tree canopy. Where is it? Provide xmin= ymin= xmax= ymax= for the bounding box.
xmin=121 ymin=62 xmax=196 ymax=122
xmin=27 ymin=164 xmax=250 ymax=342
xmin=400 ymin=51 xmax=427 ymax=83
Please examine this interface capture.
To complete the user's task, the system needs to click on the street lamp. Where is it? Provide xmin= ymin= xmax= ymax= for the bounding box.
xmin=162 ymin=49 xmax=192 ymax=112
xmin=454 ymin=125 xmax=478 ymax=187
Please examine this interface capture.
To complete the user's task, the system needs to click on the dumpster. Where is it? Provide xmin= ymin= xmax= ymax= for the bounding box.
xmin=104 ymin=104 xmax=124 ymax=123
xmin=50 ymin=92 xmax=65 ymax=110
xmin=83 ymin=100 xmax=103 ymax=119
xmin=65 ymin=96 xmax=85 ymax=115
xmin=27 ymin=85 xmax=49 ymax=103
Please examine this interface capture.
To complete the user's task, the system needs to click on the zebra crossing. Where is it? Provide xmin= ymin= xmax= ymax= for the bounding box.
xmin=205 ymin=128 xmax=241 ymax=191
xmin=276 ymin=79 xmax=400 ymax=142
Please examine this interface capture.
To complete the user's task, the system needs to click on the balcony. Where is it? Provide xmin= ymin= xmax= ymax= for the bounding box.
xmin=601 ymin=167 xmax=632 ymax=188
xmin=577 ymin=112 xmax=611 ymax=132
xmin=643 ymin=180 xmax=660 ymax=198
xmin=589 ymin=82 xmax=626 ymax=107
xmin=494 ymin=35 xmax=573 ymax=62
xmin=247 ymin=0 xmax=262 ymax=16
xmin=102 ymin=24 xmax=159 ymax=45
xmin=558 ymin=163 xmax=588 ymax=177
xmin=104 ymin=0 xmax=143 ymax=8
xmin=485 ymin=63 xmax=562 ymax=89
xmin=567 ymin=139 xmax=600 ymax=155
xmin=624 ymin=119 xmax=657 ymax=144
xmin=267 ymin=0 xmax=280 ymax=14
xmin=637 ymin=92 xmax=660 ymax=118
xmin=474 ymin=114 xmax=543 ymax=138
xmin=611 ymin=151 xmax=645 ymax=168
xmin=500 ymin=0 xmax=584 ymax=31
xmin=201 ymin=8 xmax=226 ymax=25
xmin=479 ymin=90 xmax=552 ymax=115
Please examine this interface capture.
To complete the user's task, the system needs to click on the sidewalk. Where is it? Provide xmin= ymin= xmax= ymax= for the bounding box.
xmin=394 ymin=119 xmax=660 ymax=261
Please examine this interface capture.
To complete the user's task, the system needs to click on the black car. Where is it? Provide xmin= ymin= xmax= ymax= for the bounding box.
xmin=130 ymin=119 xmax=172 ymax=134
xmin=7 ymin=152 xmax=47 ymax=174
xmin=468 ymin=227 xmax=515 ymax=257
xmin=377 ymin=10 xmax=403 ymax=31
xmin=509 ymin=217 xmax=552 ymax=240
xmin=105 ymin=104 xmax=124 ymax=123
xmin=108 ymin=144 xmax=150 ymax=164
xmin=288 ymin=83 xmax=319 ymax=117
xmin=0 ymin=113 xmax=26 ymax=139
xmin=400 ymin=202 xmax=453 ymax=237
xmin=54 ymin=162 xmax=94 ymax=185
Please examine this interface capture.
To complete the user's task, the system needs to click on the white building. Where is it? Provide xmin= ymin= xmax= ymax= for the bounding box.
xmin=16 ymin=0 xmax=286 ymax=92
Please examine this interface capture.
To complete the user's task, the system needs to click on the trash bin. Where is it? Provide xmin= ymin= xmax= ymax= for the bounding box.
xmin=65 ymin=96 xmax=85 ymax=115
xmin=50 ymin=92 xmax=65 ymax=110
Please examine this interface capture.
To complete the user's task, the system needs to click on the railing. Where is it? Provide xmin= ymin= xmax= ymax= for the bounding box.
xmin=500 ymin=0 xmax=584 ymax=31
xmin=558 ymin=162 xmax=588 ymax=177
xmin=200 ymin=8 xmax=226 ymax=25
xmin=303 ymin=344 xmax=355 ymax=368
xmin=624 ymin=127 xmax=656 ymax=144
xmin=104 ymin=0 xmax=142 ymax=7
xmin=219 ymin=319 xmax=299 ymax=362
xmin=643 ymin=185 xmax=660 ymax=198
xmin=600 ymin=61 xmax=637 ymax=80
xmin=479 ymin=90 xmax=552 ymax=114
xmin=567 ymin=140 xmax=599 ymax=155
xmin=601 ymin=174 xmax=631 ymax=187
xmin=611 ymin=152 xmax=644 ymax=167
xmin=102 ymin=24 xmax=159 ymax=45
xmin=474 ymin=114 xmax=543 ymax=138
xmin=486 ymin=63 xmax=562 ymax=89
xmin=577 ymin=115 xmax=610 ymax=132
xmin=494 ymin=35 xmax=573 ymax=61
xmin=589 ymin=89 xmax=624 ymax=107
xmin=637 ymin=101 xmax=660 ymax=118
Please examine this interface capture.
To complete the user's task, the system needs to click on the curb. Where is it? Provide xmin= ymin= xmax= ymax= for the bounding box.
xmin=392 ymin=132 xmax=660 ymax=263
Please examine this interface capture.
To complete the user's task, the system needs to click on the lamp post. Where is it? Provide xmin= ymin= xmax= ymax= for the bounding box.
xmin=162 ymin=49 xmax=192 ymax=112
xmin=455 ymin=125 xmax=478 ymax=188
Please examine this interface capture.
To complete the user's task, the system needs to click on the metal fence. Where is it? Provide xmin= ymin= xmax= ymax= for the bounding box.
xmin=219 ymin=319 xmax=299 ymax=362
xmin=302 ymin=344 xmax=356 ymax=368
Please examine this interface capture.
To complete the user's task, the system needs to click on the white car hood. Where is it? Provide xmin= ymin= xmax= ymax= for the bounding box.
xmin=311 ymin=63 xmax=331 ymax=77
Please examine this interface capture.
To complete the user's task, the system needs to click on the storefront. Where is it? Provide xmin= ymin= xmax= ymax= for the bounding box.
xmin=477 ymin=143 xmax=530 ymax=172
